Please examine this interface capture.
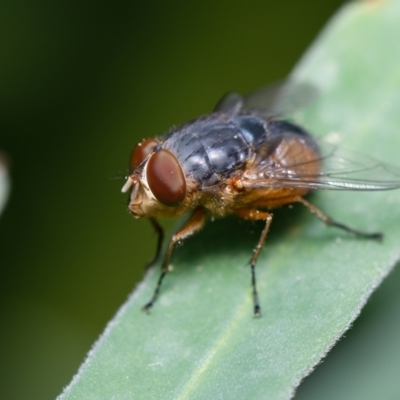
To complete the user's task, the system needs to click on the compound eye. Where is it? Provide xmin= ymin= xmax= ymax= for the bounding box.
xmin=129 ymin=138 xmax=159 ymax=172
xmin=146 ymin=149 xmax=186 ymax=206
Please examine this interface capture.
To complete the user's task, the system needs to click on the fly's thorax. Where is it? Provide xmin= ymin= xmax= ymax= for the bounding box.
xmin=161 ymin=112 xmax=269 ymax=188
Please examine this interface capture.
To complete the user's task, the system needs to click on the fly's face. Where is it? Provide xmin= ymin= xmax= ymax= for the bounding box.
xmin=122 ymin=138 xmax=188 ymax=218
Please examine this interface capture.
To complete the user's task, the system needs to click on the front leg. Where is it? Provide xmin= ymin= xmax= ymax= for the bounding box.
xmin=143 ymin=207 xmax=206 ymax=313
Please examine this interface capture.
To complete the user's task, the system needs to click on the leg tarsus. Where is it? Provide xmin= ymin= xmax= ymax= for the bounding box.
xmin=294 ymin=196 xmax=383 ymax=241
xmin=329 ymin=220 xmax=383 ymax=241
xmin=251 ymin=263 xmax=262 ymax=317
xmin=142 ymin=269 xmax=168 ymax=313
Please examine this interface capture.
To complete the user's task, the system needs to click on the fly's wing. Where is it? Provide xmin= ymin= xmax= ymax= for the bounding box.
xmin=242 ymin=80 xmax=318 ymax=117
xmin=213 ymin=80 xmax=317 ymax=116
xmin=246 ymin=136 xmax=400 ymax=191
xmin=214 ymin=92 xmax=244 ymax=113
xmin=214 ymin=81 xmax=400 ymax=191
xmin=313 ymin=145 xmax=400 ymax=190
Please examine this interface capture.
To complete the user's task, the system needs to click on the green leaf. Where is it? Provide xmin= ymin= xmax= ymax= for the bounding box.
xmin=58 ymin=1 xmax=400 ymax=399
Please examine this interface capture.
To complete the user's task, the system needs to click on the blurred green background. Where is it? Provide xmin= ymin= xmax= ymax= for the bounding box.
xmin=5 ymin=1 xmax=392 ymax=399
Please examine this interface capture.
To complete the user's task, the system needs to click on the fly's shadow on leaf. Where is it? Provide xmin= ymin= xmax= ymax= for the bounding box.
xmin=171 ymin=201 xmax=311 ymax=270
xmin=158 ymin=189 xmax=373 ymax=285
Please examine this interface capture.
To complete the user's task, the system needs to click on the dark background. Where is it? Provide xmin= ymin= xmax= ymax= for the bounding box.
xmin=0 ymin=1 xmax=344 ymax=398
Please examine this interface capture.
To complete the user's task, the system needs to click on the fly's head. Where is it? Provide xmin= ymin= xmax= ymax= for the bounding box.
xmin=122 ymin=138 xmax=188 ymax=218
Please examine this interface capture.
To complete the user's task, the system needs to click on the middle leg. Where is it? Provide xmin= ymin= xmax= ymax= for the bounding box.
xmin=235 ymin=208 xmax=274 ymax=317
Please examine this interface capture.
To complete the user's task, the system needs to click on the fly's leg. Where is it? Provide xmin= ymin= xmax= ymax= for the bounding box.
xmin=294 ymin=196 xmax=383 ymax=241
xmin=143 ymin=207 xmax=206 ymax=313
xmin=144 ymin=217 xmax=164 ymax=270
xmin=235 ymin=209 xmax=274 ymax=318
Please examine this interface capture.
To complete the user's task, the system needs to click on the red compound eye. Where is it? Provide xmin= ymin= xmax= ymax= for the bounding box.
xmin=129 ymin=138 xmax=159 ymax=171
xmin=146 ymin=149 xmax=186 ymax=206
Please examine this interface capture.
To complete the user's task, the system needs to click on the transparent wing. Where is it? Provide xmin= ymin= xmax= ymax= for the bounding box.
xmin=246 ymin=139 xmax=400 ymax=191
xmin=242 ymin=80 xmax=318 ymax=116
xmin=214 ymin=81 xmax=400 ymax=191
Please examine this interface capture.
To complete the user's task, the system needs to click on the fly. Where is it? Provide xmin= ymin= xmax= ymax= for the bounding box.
xmin=121 ymin=81 xmax=400 ymax=317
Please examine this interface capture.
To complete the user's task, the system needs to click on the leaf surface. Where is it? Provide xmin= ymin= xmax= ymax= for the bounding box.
xmin=58 ymin=2 xmax=400 ymax=399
